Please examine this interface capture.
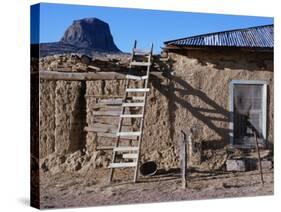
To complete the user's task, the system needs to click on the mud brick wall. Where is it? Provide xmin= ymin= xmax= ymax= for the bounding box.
xmin=168 ymin=49 xmax=274 ymax=148
xmin=39 ymin=80 xmax=56 ymax=158
xmin=38 ymin=49 xmax=273 ymax=172
xmin=84 ymin=79 xmax=178 ymax=169
xmin=55 ymin=81 xmax=86 ymax=155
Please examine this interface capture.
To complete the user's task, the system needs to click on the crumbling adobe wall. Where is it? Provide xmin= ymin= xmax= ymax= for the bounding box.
xmin=39 ymin=80 xmax=86 ymax=158
xmin=55 ymin=81 xmax=86 ymax=155
xmin=84 ymin=79 xmax=177 ymax=170
xmin=39 ymin=80 xmax=56 ymax=158
xmin=38 ymin=49 xmax=273 ymax=173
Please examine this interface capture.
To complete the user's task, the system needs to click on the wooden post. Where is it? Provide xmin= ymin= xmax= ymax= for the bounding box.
xmin=180 ymin=130 xmax=187 ymax=189
xmin=255 ymin=132 xmax=264 ymax=185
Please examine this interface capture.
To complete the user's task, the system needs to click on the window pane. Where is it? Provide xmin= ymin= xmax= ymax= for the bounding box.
xmin=233 ymin=84 xmax=263 ymax=145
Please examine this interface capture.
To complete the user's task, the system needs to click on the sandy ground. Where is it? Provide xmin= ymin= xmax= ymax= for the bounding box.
xmin=39 ymin=168 xmax=273 ymax=209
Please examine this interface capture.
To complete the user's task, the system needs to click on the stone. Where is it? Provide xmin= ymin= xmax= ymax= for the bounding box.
xmin=261 ymin=160 xmax=273 ymax=170
xmin=226 ymin=159 xmax=246 ymax=172
xmin=60 ymin=18 xmax=120 ymax=52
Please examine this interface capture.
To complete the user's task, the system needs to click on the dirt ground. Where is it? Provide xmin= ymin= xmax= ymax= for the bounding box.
xmin=39 ymin=168 xmax=273 ymax=209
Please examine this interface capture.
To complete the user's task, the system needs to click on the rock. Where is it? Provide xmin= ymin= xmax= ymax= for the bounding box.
xmin=226 ymin=159 xmax=246 ymax=172
xmin=261 ymin=160 xmax=273 ymax=170
xmin=41 ymin=161 xmax=49 ymax=172
xmin=80 ymin=55 xmax=92 ymax=65
xmin=74 ymin=162 xmax=82 ymax=171
xmin=60 ymin=18 xmax=120 ymax=52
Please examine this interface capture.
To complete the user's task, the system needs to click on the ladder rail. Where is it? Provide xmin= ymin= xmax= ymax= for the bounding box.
xmin=133 ymin=43 xmax=153 ymax=182
xmin=109 ymin=41 xmax=153 ymax=183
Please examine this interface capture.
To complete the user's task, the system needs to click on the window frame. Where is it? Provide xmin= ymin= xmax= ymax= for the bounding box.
xmin=229 ymin=80 xmax=268 ymax=148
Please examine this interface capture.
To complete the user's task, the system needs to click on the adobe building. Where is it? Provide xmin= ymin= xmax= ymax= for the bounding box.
xmin=36 ymin=24 xmax=273 ymax=173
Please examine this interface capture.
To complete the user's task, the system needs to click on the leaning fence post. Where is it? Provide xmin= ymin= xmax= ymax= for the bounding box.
xmin=179 ymin=130 xmax=187 ymax=189
xmin=254 ymin=131 xmax=264 ymax=185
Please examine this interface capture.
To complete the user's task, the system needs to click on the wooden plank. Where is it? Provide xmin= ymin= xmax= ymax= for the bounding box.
xmin=117 ymin=131 xmax=142 ymax=136
xmin=108 ymin=162 xmax=137 ymax=168
xmin=113 ymin=146 xmax=139 ymax=152
xmin=122 ymin=102 xmax=145 ymax=107
xmin=39 ymin=71 xmax=166 ymax=81
xmin=122 ymin=153 xmax=138 ymax=159
xmin=126 ymin=75 xmax=148 ymax=80
xmin=92 ymin=105 xmax=121 ymax=110
xmin=126 ymin=88 xmax=150 ymax=92
xmin=85 ymin=95 xmax=123 ymax=99
xmin=40 ymin=71 xmax=127 ymax=80
xmin=98 ymin=98 xmax=123 ymax=105
xmin=120 ymin=114 xmax=143 ymax=118
xmin=93 ymin=123 xmax=117 ymax=129
xmin=88 ymin=65 xmax=101 ymax=71
xmin=97 ymin=132 xmax=137 ymax=140
xmin=96 ymin=146 xmax=114 ymax=150
xmin=84 ymin=124 xmax=132 ymax=133
xmin=92 ymin=111 xmax=121 ymax=116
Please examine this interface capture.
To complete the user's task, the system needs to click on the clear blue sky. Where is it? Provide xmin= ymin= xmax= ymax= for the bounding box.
xmin=31 ymin=3 xmax=273 ymax=53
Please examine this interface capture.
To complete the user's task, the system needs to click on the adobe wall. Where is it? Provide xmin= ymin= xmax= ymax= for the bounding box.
xmin=167 ymin=49 xmax=273 ymax=148
xmin=38 ymin=49 xmax=273 ymax=172
xmin=39 ymin=80 xmax=56 ymax=158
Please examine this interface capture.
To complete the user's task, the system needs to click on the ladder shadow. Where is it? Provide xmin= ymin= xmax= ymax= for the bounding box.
xmin=151 ymin=71 xmax=231 ymax=148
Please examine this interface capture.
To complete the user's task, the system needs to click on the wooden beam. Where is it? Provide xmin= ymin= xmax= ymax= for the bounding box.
xmin=92 ymin=111 xmax=121 ymax=116
xmin=40 ymin=71 xmax=127 ymax=80
xmin=88 ymin=65 xmax=101 ymax=71
xmin=84 ymin=124 xmax=132 ymax=133
xmin=39 ymin=71 xmax=165 ymax=81
xmin=97 ymin=132 xmax=137 ymax=140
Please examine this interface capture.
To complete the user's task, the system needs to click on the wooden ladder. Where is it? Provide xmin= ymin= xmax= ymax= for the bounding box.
xmin=108 ymin=40 xmax=153 ymax=183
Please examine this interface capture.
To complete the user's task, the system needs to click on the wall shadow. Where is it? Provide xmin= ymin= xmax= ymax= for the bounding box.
xmin=151 ymin=57 xmax=232 ymax=150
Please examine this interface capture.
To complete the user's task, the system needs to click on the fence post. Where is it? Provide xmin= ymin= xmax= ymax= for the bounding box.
xmin=179 ymin=130 xmax=187 ymax=189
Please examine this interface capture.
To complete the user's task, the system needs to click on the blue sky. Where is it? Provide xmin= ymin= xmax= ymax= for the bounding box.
xmin=31 ymin=3 xmax=273 ymax=53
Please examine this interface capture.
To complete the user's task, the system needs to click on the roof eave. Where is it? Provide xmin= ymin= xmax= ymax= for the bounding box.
xmin=163 ymin=45 xmax=273 ymax=52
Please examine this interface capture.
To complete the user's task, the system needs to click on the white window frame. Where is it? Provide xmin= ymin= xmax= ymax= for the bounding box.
xmin=229 ymin=80 xmax=267 ymax=147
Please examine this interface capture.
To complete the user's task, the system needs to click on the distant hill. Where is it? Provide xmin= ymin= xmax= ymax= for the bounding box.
xmin=37 ymin=18 xmax=121 ymax=57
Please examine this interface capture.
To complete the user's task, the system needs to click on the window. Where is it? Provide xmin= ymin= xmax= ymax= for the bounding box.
xmin=229 ymin=80 xmax=267 ymax=147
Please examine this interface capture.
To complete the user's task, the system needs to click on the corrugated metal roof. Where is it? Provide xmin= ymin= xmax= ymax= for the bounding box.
xmin=164 ymin=24 xmax=273 ymax=48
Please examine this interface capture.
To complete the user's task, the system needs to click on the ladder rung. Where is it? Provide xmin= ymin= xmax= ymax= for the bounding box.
xmin=120 ymin=114 xmax=143 ymax=118
xmin=122 ymin=102 xmax=145 ymax=107
xmin=130 ymin=96 xmax=145 ymax=101
xmin=126 ymin=88 xmax=150 ymax=92
xmin=126 ymin=75 xmax=148 ymax=80
xmin=117 ymin=131 xmax=142 ymax=136
xmin=122 ymin=153 xmax=138 ymax=159
xmin=130 ymin=61 xmax=151 ymax=66
xmin=133 ymin=48 xmax=150 ymax=55
xmin=113 ymin=147 xmax=139 ymax=152
xmin=108 ymin=162 xmax=137 ymax=168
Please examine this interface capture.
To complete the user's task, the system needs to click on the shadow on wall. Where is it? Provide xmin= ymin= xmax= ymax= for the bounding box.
xmin=70 ymin=81 xmax=87 ymax=152
xmin=152 ymin=56 xmax=231 ymax=150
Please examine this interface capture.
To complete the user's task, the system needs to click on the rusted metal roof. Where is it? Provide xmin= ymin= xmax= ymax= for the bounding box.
xmin=164 ymin=24 xmax=273 ymax=48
